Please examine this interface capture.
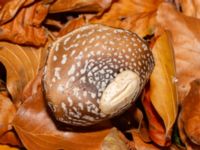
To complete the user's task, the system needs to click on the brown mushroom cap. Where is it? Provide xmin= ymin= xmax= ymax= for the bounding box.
xmin=43 ymin=24 xmax=154 ymax=126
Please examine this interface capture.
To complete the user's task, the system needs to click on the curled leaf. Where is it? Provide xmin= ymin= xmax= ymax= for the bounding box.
xmin=0 ymin=42 xmax=48 ymax=106
xmin=148 ymin=30 xmax=178 ymax=146
xmin=13 ymin=73 xmax=110 ymax=150
xmin=178 ymin=79 xmax=200 ymax=149
xmin=90 ymin=0 xmax=163 ymax=37
xmin=0 ymin=1 xmax=49 ymax=46
xmin=156 ymin=2 xmax=200 ymax=101
xmin=49 ymin=0 xmax=112 ymax=13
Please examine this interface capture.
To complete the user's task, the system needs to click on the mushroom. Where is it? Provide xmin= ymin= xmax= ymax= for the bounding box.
xmin=42 ymin=24 xmax=154 ymax=126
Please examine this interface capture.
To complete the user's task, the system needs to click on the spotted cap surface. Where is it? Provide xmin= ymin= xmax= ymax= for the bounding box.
xmin=43 ymin=24 xmax=154 ymax=126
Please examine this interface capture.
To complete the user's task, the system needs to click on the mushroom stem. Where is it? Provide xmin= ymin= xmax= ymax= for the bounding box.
xmin=99 ymin=70 xmax=140 ymax=115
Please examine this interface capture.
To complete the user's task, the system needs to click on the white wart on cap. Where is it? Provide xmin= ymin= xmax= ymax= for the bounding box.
xmin=43 ymin=24 xmax=154 ymax=126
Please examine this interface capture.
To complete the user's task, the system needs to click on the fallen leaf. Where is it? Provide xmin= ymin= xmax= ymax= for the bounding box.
xmin=0 ymin=1 xmax=49 ymax=46
xmin=0 ymin=145 xmax=19 ymax=150
xmin=156 ymin=2 xmax=200 ymax=101
xmin=0 ymin=94 xmax=16 ymax=136
xmin=0 ymin=41 xmax=48 ymax=106
xmin=178 ymin=0 xmax=200 ymax=18
xmin=49 ymin=0 xmax=112 ymax=13
xmin=102 ymin=128 xmax=136 ymax=150
xmin=0 ymin=0 xmax=29 ymax=25
xmin=178 ymin=79 xmax=200 ymax=149
xmin=90 ymin=0 xmax=163 ymax=37
xmin=129 ymin=129 xmax=160 ymax=150
xmin=58 ymin=15 xmax=86 ymax=37
xmin=142 ymin=88 xmax=171 ymax=146
xmin=13 ymin=73 xmax=110 ymax=150
xmin=0 ymin=0 xmax=53 ymax=25
xmin=0 ymin=82 xmax=20 ymax=146
xmin=150 ymin=30 xmax=178 ymax=143
xmin=142 ymin=30 xmax=178 ymax=146
xmin=0 ymin=131 xmax=21 ymax=146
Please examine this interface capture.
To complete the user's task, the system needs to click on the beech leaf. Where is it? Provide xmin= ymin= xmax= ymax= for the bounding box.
xmin=0 ymin=94 xmax=16 ymax=136
xmin=0 ymin=0 xmax=27 ymax=25
xmin=13 ymin=74 xmax=110 ymax=150
xmin=0 ymin=82 xmax=20 ymax=146
xmin=0 ymin=145 xmax=19 ymax=150
xmin=0 ymin=1 xmax=49 ymax=46
xmin=0 ymin=41 xmax=48 ymax=106
xmin=58 ymin=15 xmax=86 ymax=37
xmin=156 ymin=2 xmax=200 ymax=101
xmin=0 ymin=131 xmax=21 ymax=147
xmin=130 ymin=130 xmax=160 ymax=150
xmin=102 ymin=128 xmax=135 ymax=150
xmin=90 ymin=0 xmax=164 ymax=37
xmin=149 ymin=31 xmax=178 ymax=145
xmin=49 ymin=0 xmax=112 ymax=13
xmin=142 ymin=88 xmax=171 ymax=146
xmin=178 ymin=79 xmax=200 ymax=149
xmin=179 ymin=0 xmax=200 ymax=18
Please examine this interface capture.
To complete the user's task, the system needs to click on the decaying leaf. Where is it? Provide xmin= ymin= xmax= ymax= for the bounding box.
xmin=13 ymin=73 xmax=110 ymax=150
xmin=0 ymin=1 xmax=49 ymax=46
xmin=156 ymin=2 xmax=200 ymax=101
xmin=102 ymin=128 xmax=135 ymax=150
xmin=49 ymin=0 xmax=112 ymax=13
xmin=0 ymin=41 xmax=48 ymax=106
xmin=90 ymin=0 xmax=163 ymax=37
xmin=178 ymin=79 xmax=200 ymax=149
xmin=178 ymin=0 xmax=200 ymax=18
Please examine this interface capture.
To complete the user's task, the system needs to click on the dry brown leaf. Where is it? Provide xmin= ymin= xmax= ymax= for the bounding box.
xmin=0 ymin=1 xmax=49 ymax=46
xmin=58 ymin=15 xmax=86 ymax=37
xmin=178 ymin=0 xmax=200 ymax=18
xmin=0 ymin=131 xmax=21 ymax=146
xmin=0 ymin=82 xmax=20 ymax=146
xmin=0 ymin=41 xmax=48 ymax=106
xmin=0 ymin=145 xmax=19 ymax=150
xmin=178 ymin=79 xmax=200 ymax=149
xmin=129 ymin=130 xmax=160 ymax=150
xmin=0 ymin=0 xmax=29 ymax=25
xmin=148 ymin=30 xmax=178 ymax=146
xmin=49 ymin=0 xmax=112 ymax=13
xmin=0 ymin=82 xmax=21 ymax=147
xmin=0 ymin=0 xmax=53 ymax=25
xmin=13 ymin=73 xmax=110 ymax=150
xmin=90 ymin=0 xmax=163 ymax=37
xmin=156 ymin=2 xmax=200 ymax=101
xmin=142 ymin=88 xmax=171 ymax=146
xmin=102 ymin=128 xmax=136 ymax=150
xmin=0 ymin=94 xmax=16 ymax=136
